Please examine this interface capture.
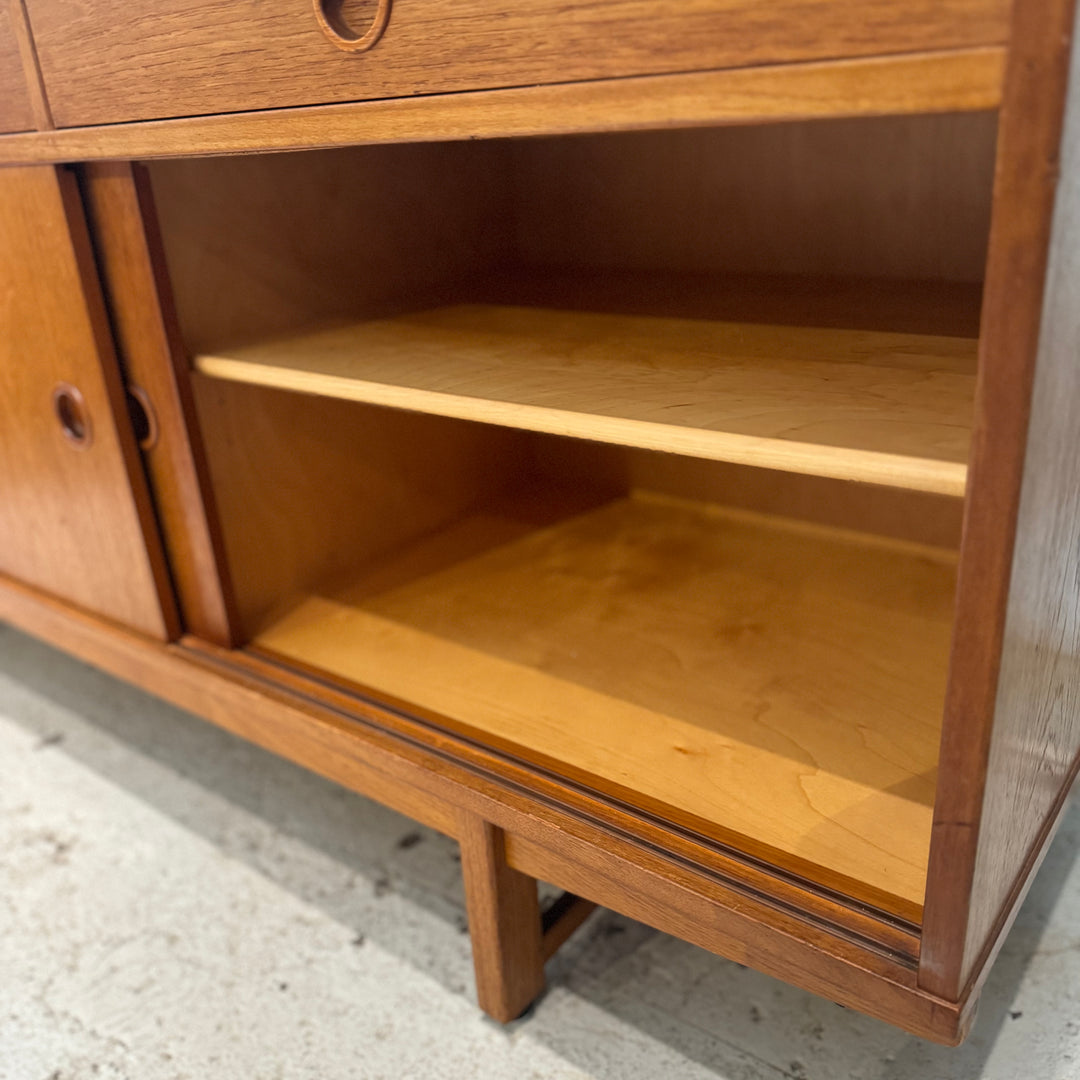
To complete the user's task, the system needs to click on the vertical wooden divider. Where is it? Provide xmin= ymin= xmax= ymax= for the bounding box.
xmin=458 ymin=812 xmax=546 ymax=1022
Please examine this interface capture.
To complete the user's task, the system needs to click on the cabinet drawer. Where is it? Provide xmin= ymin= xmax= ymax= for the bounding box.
xmin=0 ymin=7 xmax=33 ymax=132
xmin=28 ymin=0 xmax=1009 ymax=129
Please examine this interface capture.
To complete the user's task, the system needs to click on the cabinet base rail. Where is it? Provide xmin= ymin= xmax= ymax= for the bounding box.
xmin=0 ymin=572 xmax=977 ymax=1044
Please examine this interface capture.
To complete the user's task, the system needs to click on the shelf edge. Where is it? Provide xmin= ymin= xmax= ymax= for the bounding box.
xmin=195 ymin=353 xmax=969 ymax=496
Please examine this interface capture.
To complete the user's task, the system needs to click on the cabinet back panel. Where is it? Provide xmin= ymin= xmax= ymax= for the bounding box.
xmin=531 ymin=441 xmax=964 ymax=551
xmin=511 ymin=113 xmax=998 ymax=282
xmin=151 ymin=112 xmax=997 ymax=362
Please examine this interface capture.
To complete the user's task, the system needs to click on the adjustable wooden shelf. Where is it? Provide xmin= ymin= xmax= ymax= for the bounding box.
xmin=194 ymin=303 xmax=976 ymax=494
xmin=0 ymin=0 xmax=1077 ymax=1048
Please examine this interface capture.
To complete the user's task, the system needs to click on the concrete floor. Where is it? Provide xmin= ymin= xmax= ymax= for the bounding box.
xmin=0 ymin=624 xmax=1078 ymax=1080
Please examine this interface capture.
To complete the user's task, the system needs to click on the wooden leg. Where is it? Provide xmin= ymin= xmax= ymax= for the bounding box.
xmin=458 ymin=813 xmax=545 ymax=1022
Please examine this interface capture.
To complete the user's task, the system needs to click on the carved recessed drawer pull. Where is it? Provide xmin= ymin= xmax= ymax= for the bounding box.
xmin=313 ymin=0 xmax=392 ymax=53
xmin=52 ymin=384 xmax=92 ymax=449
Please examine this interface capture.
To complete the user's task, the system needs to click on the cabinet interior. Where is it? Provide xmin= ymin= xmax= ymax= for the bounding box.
xmin=148 ymin=110 xmax=998 ymax=924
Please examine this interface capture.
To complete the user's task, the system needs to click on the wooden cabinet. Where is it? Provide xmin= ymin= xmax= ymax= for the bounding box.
xmin=142 ymin=120 xmax=992 ymax=929
xmin=0 ymin=0 xmax=1077 ymax=1049
xmin=0 ymin=165 xmax=176 ymax=638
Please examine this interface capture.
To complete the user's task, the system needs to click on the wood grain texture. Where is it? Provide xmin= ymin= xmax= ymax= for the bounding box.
xmin=150 ymin=142 xmax=519 ymax=642
xmin=511 ymin=113 xmax=997 ymax=285
xmin=0 ymin=48 xmax=1005 ymax=167
xmin=485 ymin=270 xmax=968 ymax=558
xmin=0 ymin=1 xmax=34 ymax=132
xmin=0 ymin=166 xmax=175 ymax=639
xmin=149 ymin=128 xmax=983 ymax=534
xmin=246 ymin=652 xmax=921 ymax=968
xmin=458 ymin=814 xmax=545 ymax=1022
xmin=540 ymin=443 xmax=966 ymax=553
xmin=24 ymin=0 xmax=1008 ymax=128
xmin=0 ymin=574 xmax=971 ymax=1042
xmin=955 ymin=0 xmax=1080 ymax=998
xmin=502 ymin=830 xmax=974 ymax=1046
xmin=78 ymin=162 xmax=238 ymax=646
xmin=197 ymin=304 xmax=976 ymax=495
xmin=153 ymin=115 xmax=993 ymax=353
xmin=192 ymin=377 xmax=535 ymax=639
xmin=9 ymin=0 xmax=51 ymax=129
xmin=475 ymin=271 xmax=974 ymax=550
xmin=256 ymin=491 xmax=957 ymax=921
xmin=919 ymin=0 xmax=1080 ymax=1000
xmin=311 ymin=0 xmax=393 ymax=53
xmin=482 ymin=269 xmax=986 ymax=339
xmin=147 ymin=142 xmax=510 ymax=355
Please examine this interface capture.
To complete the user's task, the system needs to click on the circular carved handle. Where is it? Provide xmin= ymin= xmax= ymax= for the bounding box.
xmin=126 ymin=385 xmax=159 ymax=451
xmin=52 ymin=383 xmax=93 ymax=449
xmin=313 ymin=0 xmax=392 ymax=52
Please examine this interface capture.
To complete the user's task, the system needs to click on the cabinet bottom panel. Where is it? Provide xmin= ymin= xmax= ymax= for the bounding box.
xmin=251 ymin=481 xmax=954 ymax=922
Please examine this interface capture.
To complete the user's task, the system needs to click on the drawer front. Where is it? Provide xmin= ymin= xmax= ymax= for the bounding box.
xmin=0 ymin=7 xmax=33 ymax=132
xmin=0 ymin=166 xmax=175 ymax=639
xmin=29 ymin=0 xmax=1009 ymax=128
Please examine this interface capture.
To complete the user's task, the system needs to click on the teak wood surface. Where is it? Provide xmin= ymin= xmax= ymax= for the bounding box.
xmin=78 ymin=162 xmax=238 ymax=647
xmin=921 ymin=0 xmax=1080 ymax=1002
xmin=0 ymin=573 xmax=973 ymax=1044
xmin=24 ymin=0 xmax=1008 ymax=128
xmin=147 ymin=112 xmax=993 ymax=355
xmin=0 ymin=1 xmax=35 ymax=133
xmin=0 ymin=48 xmax=1004 ymax=166
xmin=0 ymin=165 xmax=176 ymax=639
xmin=966 ymin=78 xmax=1080 ymax=989
xmin=458 ymin=814 xmax=546 ymax=1023
xmin=148 ymin=141 xmax=509 ymax=357
xmin=511 ymin=116 xmax=996 ymax=287
xmin=0 ymin=0 xmax=1078 ymax=1048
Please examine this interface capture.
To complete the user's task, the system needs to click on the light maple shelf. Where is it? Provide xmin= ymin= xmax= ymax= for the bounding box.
xmin=194 ymin=303 xmax=978 ymax=496
xmin=254 ymin=489 xmax=957 ymax=923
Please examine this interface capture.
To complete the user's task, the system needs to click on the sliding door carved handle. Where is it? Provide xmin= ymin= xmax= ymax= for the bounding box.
xmin=52 ymin=384 xmax=93 ymax=449
xmin=126 ymin=386 xmax=159 ymax=451
xmin=313 ymin=0 xmax=393 ymax=52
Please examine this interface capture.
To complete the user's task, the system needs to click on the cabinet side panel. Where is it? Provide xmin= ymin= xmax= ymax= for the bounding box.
xmin=920 ymin=0 xmax=1080 ymax=999
xmin=958 ymin=22 xmax=1080 ymax=990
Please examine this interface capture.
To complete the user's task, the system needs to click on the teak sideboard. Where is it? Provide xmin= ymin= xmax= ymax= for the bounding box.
xmin=1 ymin=0 xmax=1078 ymax=1045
